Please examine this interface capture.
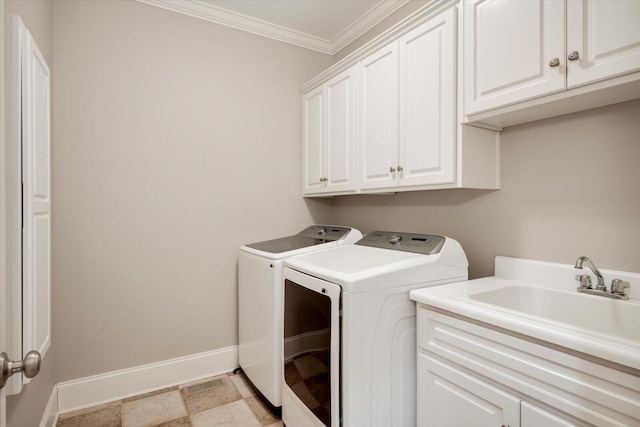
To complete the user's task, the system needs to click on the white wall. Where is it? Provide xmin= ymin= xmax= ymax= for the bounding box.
xmin=52 ymin=0 xmax=332 ymax=382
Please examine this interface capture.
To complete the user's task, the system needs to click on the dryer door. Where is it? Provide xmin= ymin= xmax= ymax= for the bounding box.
xmin=282 ymin=268 xmax=341 ymax=427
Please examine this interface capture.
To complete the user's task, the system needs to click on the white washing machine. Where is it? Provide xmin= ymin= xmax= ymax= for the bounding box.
xmin=238 ymin=225 xmax=362 ymax=412
xmin=281 ymin=231 xmax=468 ymax=427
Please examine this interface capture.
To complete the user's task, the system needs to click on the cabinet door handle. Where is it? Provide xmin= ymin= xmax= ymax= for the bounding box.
xmin=549 ymin=57 xmax=560 ymax=67
xmin=397 ymin=165 xmax=404 ymax=172
xmin=568 ymin=51 xmax=580 ymax=61
xmin=390 ymin=167 xmax=396 ymax=173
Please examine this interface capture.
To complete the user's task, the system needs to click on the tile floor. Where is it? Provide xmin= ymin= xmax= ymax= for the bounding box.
xmin=56 ymin=372 xmax=283 ymax=427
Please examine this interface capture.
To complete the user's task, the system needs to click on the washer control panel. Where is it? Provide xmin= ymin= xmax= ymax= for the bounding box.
xmin=356 ymin=231 xmax=446 ymax=255
xmin=297 ymin=225 xmax=354 ymax=242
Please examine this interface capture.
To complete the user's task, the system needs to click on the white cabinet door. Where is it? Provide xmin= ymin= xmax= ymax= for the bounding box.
xmin=566 ymin=0 xmax=640 ymax=88
xmin=464 ymin=0 xmax=565 ymax=114
xmin=325 ymin=68 xmax=356 ymax=193
xmin=418 ymin=354 xmax=520 ymax=427
xmin=521 ymin=401 xmax=586 ymax=427
xmin=398 ymin=7 xmax=456 ymax=187
xmin=357 ymin=43 xmax=399 ymax=190
xmin=302 ymin=87 xmax=324 ymax=194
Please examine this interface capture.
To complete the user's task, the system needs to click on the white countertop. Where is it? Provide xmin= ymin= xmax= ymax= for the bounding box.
xmin=410 ymin=256 xmax=640 ymax=371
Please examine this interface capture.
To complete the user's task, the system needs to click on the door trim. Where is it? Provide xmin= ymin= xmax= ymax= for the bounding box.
xmin=1 ymin=0 xmax=8 ymax=423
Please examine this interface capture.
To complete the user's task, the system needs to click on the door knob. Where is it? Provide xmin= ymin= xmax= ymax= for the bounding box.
xmin=568 ymin=51 xmax=580 ymax=61
xmin=390 ymin=167 xmax=396 ymax=173
xmin=0 ymin=350 xmax=41 ymax=389
xmin=549 ymin=57 xmax=560 ymax=67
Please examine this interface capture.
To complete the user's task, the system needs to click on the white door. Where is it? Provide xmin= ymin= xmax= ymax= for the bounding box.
xmin=21 ymin=17 xmax=52 ymax=374
xmin=566 ymin=0 xmax=640 ymax=88
xmin=325 ymin=67 xmax=356 ymax=193
xmin=357 ymin=42 xmax=399 ymax=190
xmin=464 ymin=0 xmax=565 ymax=114
xmin=0 ymin=16 xmax=50 ymax=420
xmin=398 ymin=7 xmax=456 ymax=188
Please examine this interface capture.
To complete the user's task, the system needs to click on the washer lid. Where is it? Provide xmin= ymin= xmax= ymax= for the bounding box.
xmin=285 ymin=244 xmax=423 ymax=276
xmin=284 ymin=233 xmax=469 ymax=293
xmin=244 ymin=225 xmax=354 ymax=254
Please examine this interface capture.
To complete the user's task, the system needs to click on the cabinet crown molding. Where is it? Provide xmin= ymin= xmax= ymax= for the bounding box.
xmin=299 ymin=0 xmax=457 ymax=94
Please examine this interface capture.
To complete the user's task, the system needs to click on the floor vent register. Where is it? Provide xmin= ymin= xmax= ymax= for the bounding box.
xmin=182 ymin=378 xmax=226 ymax=396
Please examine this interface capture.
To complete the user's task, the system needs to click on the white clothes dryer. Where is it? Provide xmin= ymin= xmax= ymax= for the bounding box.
xmin=238 ymin=225 xmax=362 ymax=412
xmin=281 ymin=231 xmax=468 ymax=427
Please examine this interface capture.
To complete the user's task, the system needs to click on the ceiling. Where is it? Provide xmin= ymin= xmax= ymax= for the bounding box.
xmin=136 ymin=0 xmax=410 ymax=54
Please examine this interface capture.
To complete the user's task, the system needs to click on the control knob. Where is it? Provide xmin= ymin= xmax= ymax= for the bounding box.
xmin=389 ymin=235 xmax=402 ymax=244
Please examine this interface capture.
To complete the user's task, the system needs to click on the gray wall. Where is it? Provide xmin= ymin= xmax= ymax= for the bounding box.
xmin=330 ymin=100 xmax=640 ymax=279
xmin=8 ymin=0 xmax=333 ymax=424
xmin=51 ymin=0 xmax=332 ymax=382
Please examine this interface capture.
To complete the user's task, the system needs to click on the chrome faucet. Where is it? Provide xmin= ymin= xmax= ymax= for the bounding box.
xmin=574 ymin=256 xmax=630 ymax=300
xmin=575 ymin=256 xmax=606 ymax=291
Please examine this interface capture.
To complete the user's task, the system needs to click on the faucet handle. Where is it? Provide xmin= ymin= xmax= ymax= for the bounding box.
xmin=611 ymin=279 xmax=630 ymax=296
xmin=575 ymin=274 xmax=592 ymax=289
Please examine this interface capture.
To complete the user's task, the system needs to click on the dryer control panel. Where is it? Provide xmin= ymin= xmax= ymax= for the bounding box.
xmin=356 ymin=231 xmax=446 ymax=255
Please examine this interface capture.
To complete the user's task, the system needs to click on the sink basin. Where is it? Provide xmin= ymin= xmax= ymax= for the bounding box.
xmin=466 ymin=285 xmax=640 ymax=342
xmin=409 ymin=256 xmax=640 ymax=371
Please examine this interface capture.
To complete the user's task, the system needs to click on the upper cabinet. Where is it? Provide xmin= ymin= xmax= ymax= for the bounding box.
xmin=566 ymin=0 xmax=640 ymax=87
xmin=464 ymin=0 xmax=565 ymax=114
xmin=303 ymin=67 xmax=357 ymax=196
xmin=359 ymin=10 xmax=457 ymax=191
xmin=398 ymin=11 xmax=457 ymax=188
xmin=302 ymin=3 xmax=500 ymax=197
xmin=464 ymin=0 xmax=640 ymax=127
xmin=357 ymin=42 xmax=399 ymax=190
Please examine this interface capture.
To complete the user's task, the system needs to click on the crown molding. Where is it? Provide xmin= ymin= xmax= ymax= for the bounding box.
xmin=330 ymin=0 xmax=409 ymax=54
xmin=135 ymin=0 xmax=409 ymax=55
xmin=299 ymin=0 xmax=456 ymax=93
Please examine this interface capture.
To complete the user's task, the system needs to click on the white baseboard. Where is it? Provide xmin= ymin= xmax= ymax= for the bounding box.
xmin=39 ymin=385 xmax=58 ymax=427
xmin=56 ymin=346 xmax=238 ymax=414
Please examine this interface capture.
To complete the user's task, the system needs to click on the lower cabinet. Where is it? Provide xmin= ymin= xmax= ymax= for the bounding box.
xmin=419 ymin=353 xmax=587 ymax=427
xmin=416 ymin=307 xmax=640 ymax=427
xmin=419 ymin=353 xmax=519 ymax=427
xmin=520 ymin=402 xmax=583 ymax=427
